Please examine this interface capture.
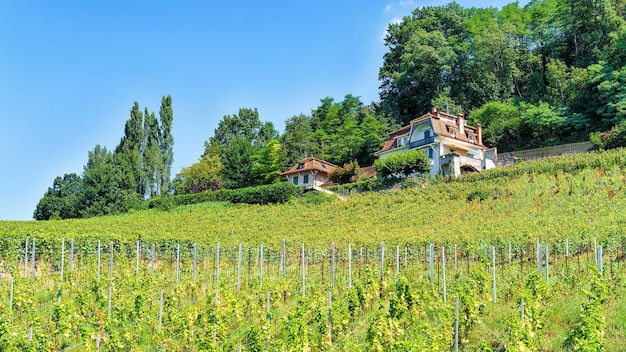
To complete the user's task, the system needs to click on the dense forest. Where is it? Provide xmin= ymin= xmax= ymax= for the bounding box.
xmin=35 ymin=0 xmax=626 ymax=219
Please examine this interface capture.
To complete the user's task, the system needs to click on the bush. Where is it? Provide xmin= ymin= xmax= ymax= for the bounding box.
xmin=147 ymin=182 xmax=296 ymax=209
xmin=374 ymin=150 xmax=431 ymax=178
xmin=329 ymin=160 xmax=361 ymax=184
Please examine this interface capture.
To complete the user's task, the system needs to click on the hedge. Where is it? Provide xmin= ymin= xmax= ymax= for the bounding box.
xmin=148 ymin=182 xmax=297 ymax=210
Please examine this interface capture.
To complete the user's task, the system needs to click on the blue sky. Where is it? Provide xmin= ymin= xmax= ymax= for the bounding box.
xmin=0 ymin=0 xmax=525 ymax=220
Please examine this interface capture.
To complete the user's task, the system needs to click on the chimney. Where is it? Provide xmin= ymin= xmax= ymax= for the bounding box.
xmin=431 ymin=107 xmax=437 ymax=114
xmin=477 ymin=123 xmax=483 ymax=145
xmin=458 ymin=113 xmax=465 ymax=137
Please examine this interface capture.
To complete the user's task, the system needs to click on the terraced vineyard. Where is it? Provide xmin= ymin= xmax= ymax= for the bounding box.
xmin=2 ymin=149 xmax=626 ymax=350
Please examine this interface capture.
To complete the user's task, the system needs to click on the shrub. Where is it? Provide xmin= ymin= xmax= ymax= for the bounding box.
xmin=148 ymin=182 xmax=296 ymax=209
xmin=329 ymin=160 xmax=361 ymax=184
xmin=374 ymin=150 xmax=431 ymax=178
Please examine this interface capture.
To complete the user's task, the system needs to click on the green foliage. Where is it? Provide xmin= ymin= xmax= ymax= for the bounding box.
xmin=148 ymin=181 xmax=296 ymax=209
xmin=35 ymin=97 xmax=175 ymax=220
xmin=564 ymin=269 xmax=609 ymax=351
xmin=174 ymin=153 xmax=222 ymax=194
xmin=329 ymin=160 xmax=361 ymax=185
xmin=374 ymin=149 xmax=431 ymax=178
xmin=379 ymin=0 xmax=626 ymax=149
xmin=251 ymin=139 xmax=286 ymax=185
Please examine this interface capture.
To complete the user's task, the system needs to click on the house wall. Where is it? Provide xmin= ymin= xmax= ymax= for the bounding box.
xmin=286 ymin=171 xmax=329 ymax=189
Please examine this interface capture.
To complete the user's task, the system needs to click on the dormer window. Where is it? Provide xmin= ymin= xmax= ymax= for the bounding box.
xmin=468 ymin=133 xmax=476 ymax=143
xmin=397 ymin=137 xmax=407 ymax=147
xmin=297 ymin=163 xmax=305 ymax=170
xmin=449 ymin=127 xmax=456 ymax=138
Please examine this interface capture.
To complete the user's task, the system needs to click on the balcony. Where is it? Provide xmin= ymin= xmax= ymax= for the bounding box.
xmin=408 ymin=136 xmax=435 ymax=149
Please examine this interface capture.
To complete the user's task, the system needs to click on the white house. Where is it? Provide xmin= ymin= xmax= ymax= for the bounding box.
xmin=375 ymin=108 xmax=497 ymax=177
xmin=280 ymin=157 xmax=337 ymax=190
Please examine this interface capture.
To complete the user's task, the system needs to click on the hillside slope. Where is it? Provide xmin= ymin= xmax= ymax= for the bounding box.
xmin=3 ymin=149 xmax=626 ymax=250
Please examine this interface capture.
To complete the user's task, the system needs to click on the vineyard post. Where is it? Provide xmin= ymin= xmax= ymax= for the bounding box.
xmin=545 ymin=245 xmax=549 ymax=285
xmin=237 ymin=244 xmax=242 ymax=291
xmin=331 ymin=242 xmax=335 ymax=294
xmin=442 ymin=246 xmax=447 ymax=305
xmin=359 ymin=247 xmax=363 ymax=267
xmin=379 ymin=242 xmax=384 ymax=281
xmin=395 ymin=245 xmax=400 ymax=278
xmin=175 ymin=243 xmax=180 ymax=286
xmin=109 ymin=242 xmax=113 ymax=280
xmin=302 ymin=243 xmax=305 ymax=297
xmin=259 ymin=245 xmax=263 ymax=288
xmin=193 ymin=243 xmax=197 ymax=282
xmin=97 ymin=240 xmax=101 ymax=280
xmin=23 ymin=238 xmax=28 ymax=277
xmin=429 ymin=243 xmax=434 ymax=283
xmin=28 ymin=327 xmax=32 ymax=345
xmin=281 ymin=239 xmax=286 ymax=280
xmin=30 ymin=238 xmax=35 ymax=286
xmin=96 ymin=334 xmax=101 ymax=352
xmin=69 ymin=239 xmax=74 ymax=271
xmin=215 ymin=243 xmax=220 ymax=302
xmin=598 ymin=245 xmax=603 ymax=273
xmin=454 ymin=296 xmax=459 ymax=352
xmin=328 ymin=291 xmax=333 ymax=345
xmin=348 ymin=243 xmax=352 ymax=289
xmin=492 ymin=246 xmax=496 ymax=303
xmin=158 ymin=290 xmax=163 ymax=332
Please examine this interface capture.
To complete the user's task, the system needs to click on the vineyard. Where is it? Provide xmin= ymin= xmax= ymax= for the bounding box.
xmin=2 ymin=149 xmax=626 ymax=350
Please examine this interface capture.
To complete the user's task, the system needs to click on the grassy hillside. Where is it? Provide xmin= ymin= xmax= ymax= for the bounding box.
xmin=2 ymin=149 xmax=626 ymax=350
xmin=3 ymin=148 xmax=626 ymax=250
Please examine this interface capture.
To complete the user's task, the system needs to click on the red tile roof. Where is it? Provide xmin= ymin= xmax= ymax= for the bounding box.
xmin=280 ymin=157 xmax=337 ymax=177
xmin=376 ymin=109 xmax=485 ymax=155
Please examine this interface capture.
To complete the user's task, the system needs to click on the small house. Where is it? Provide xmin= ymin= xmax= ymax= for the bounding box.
xmin=280 ymin=157 xmax=337 ymax=190
xmin=376 ymin=108 xmax=497 ymax=177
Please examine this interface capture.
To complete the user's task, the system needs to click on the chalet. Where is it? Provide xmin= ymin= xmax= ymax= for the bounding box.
xmin=375 ymin=108 xmax=496 ymax=177
xmin=280 ymin=157 xmax=337 ymax=190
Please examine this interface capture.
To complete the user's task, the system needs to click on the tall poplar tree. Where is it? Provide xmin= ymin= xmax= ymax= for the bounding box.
xmin=143 ymin=108 xmax=161 ymax=197
xmin=159 ymin=95 xmax=174 ymax=195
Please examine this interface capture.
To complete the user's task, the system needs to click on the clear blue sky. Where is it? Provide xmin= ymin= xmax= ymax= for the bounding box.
xmin=0 ymin=0 xmax=525 ymax=220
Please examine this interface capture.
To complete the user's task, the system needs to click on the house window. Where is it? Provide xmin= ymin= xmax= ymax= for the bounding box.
xmin=428 ymin=149 xmax=434 ymax=159
xmin=297 ymin=163 xmax=305 ymax=170
xmin=293 ymin=176 xmax=299 ymax=185
xmin=303 ymin=174 xmax=309 ymax=184
xmin=424 ymin=130 xmax=431 ymax=139
xmin=449 ymin=127 xmax=456 ymax=137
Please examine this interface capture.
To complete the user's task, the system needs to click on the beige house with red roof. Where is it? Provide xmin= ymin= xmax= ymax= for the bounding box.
xmin=280 ymin=157 xmax=337 ymax=190
xmin=376 ymin=108 xmax=496 ymax=177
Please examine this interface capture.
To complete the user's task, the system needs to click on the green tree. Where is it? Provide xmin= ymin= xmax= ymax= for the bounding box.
xmin=174 ymin=154 xmax=222 ymax=194
xmin=159 ymin=95 xmax=174 ymax=195
xmin=114 ymin=102 xmax=144 ymax=195
xmin=143 ymin=108 xmax=161 ymax=197
xmin=33 ymin=173 xmax=82 ymax=220
xmin=282 ymin=114 xmax=318 ymax=166
xmin=80 ymin=145 xmax=139 ymax=217
xmin=251 ymin=139 xmax=286 ymax=185
xmin=373 ymin=150 xmax=431 ymax=178
xmin=220 ymin=136 xmax=256 ymax=189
